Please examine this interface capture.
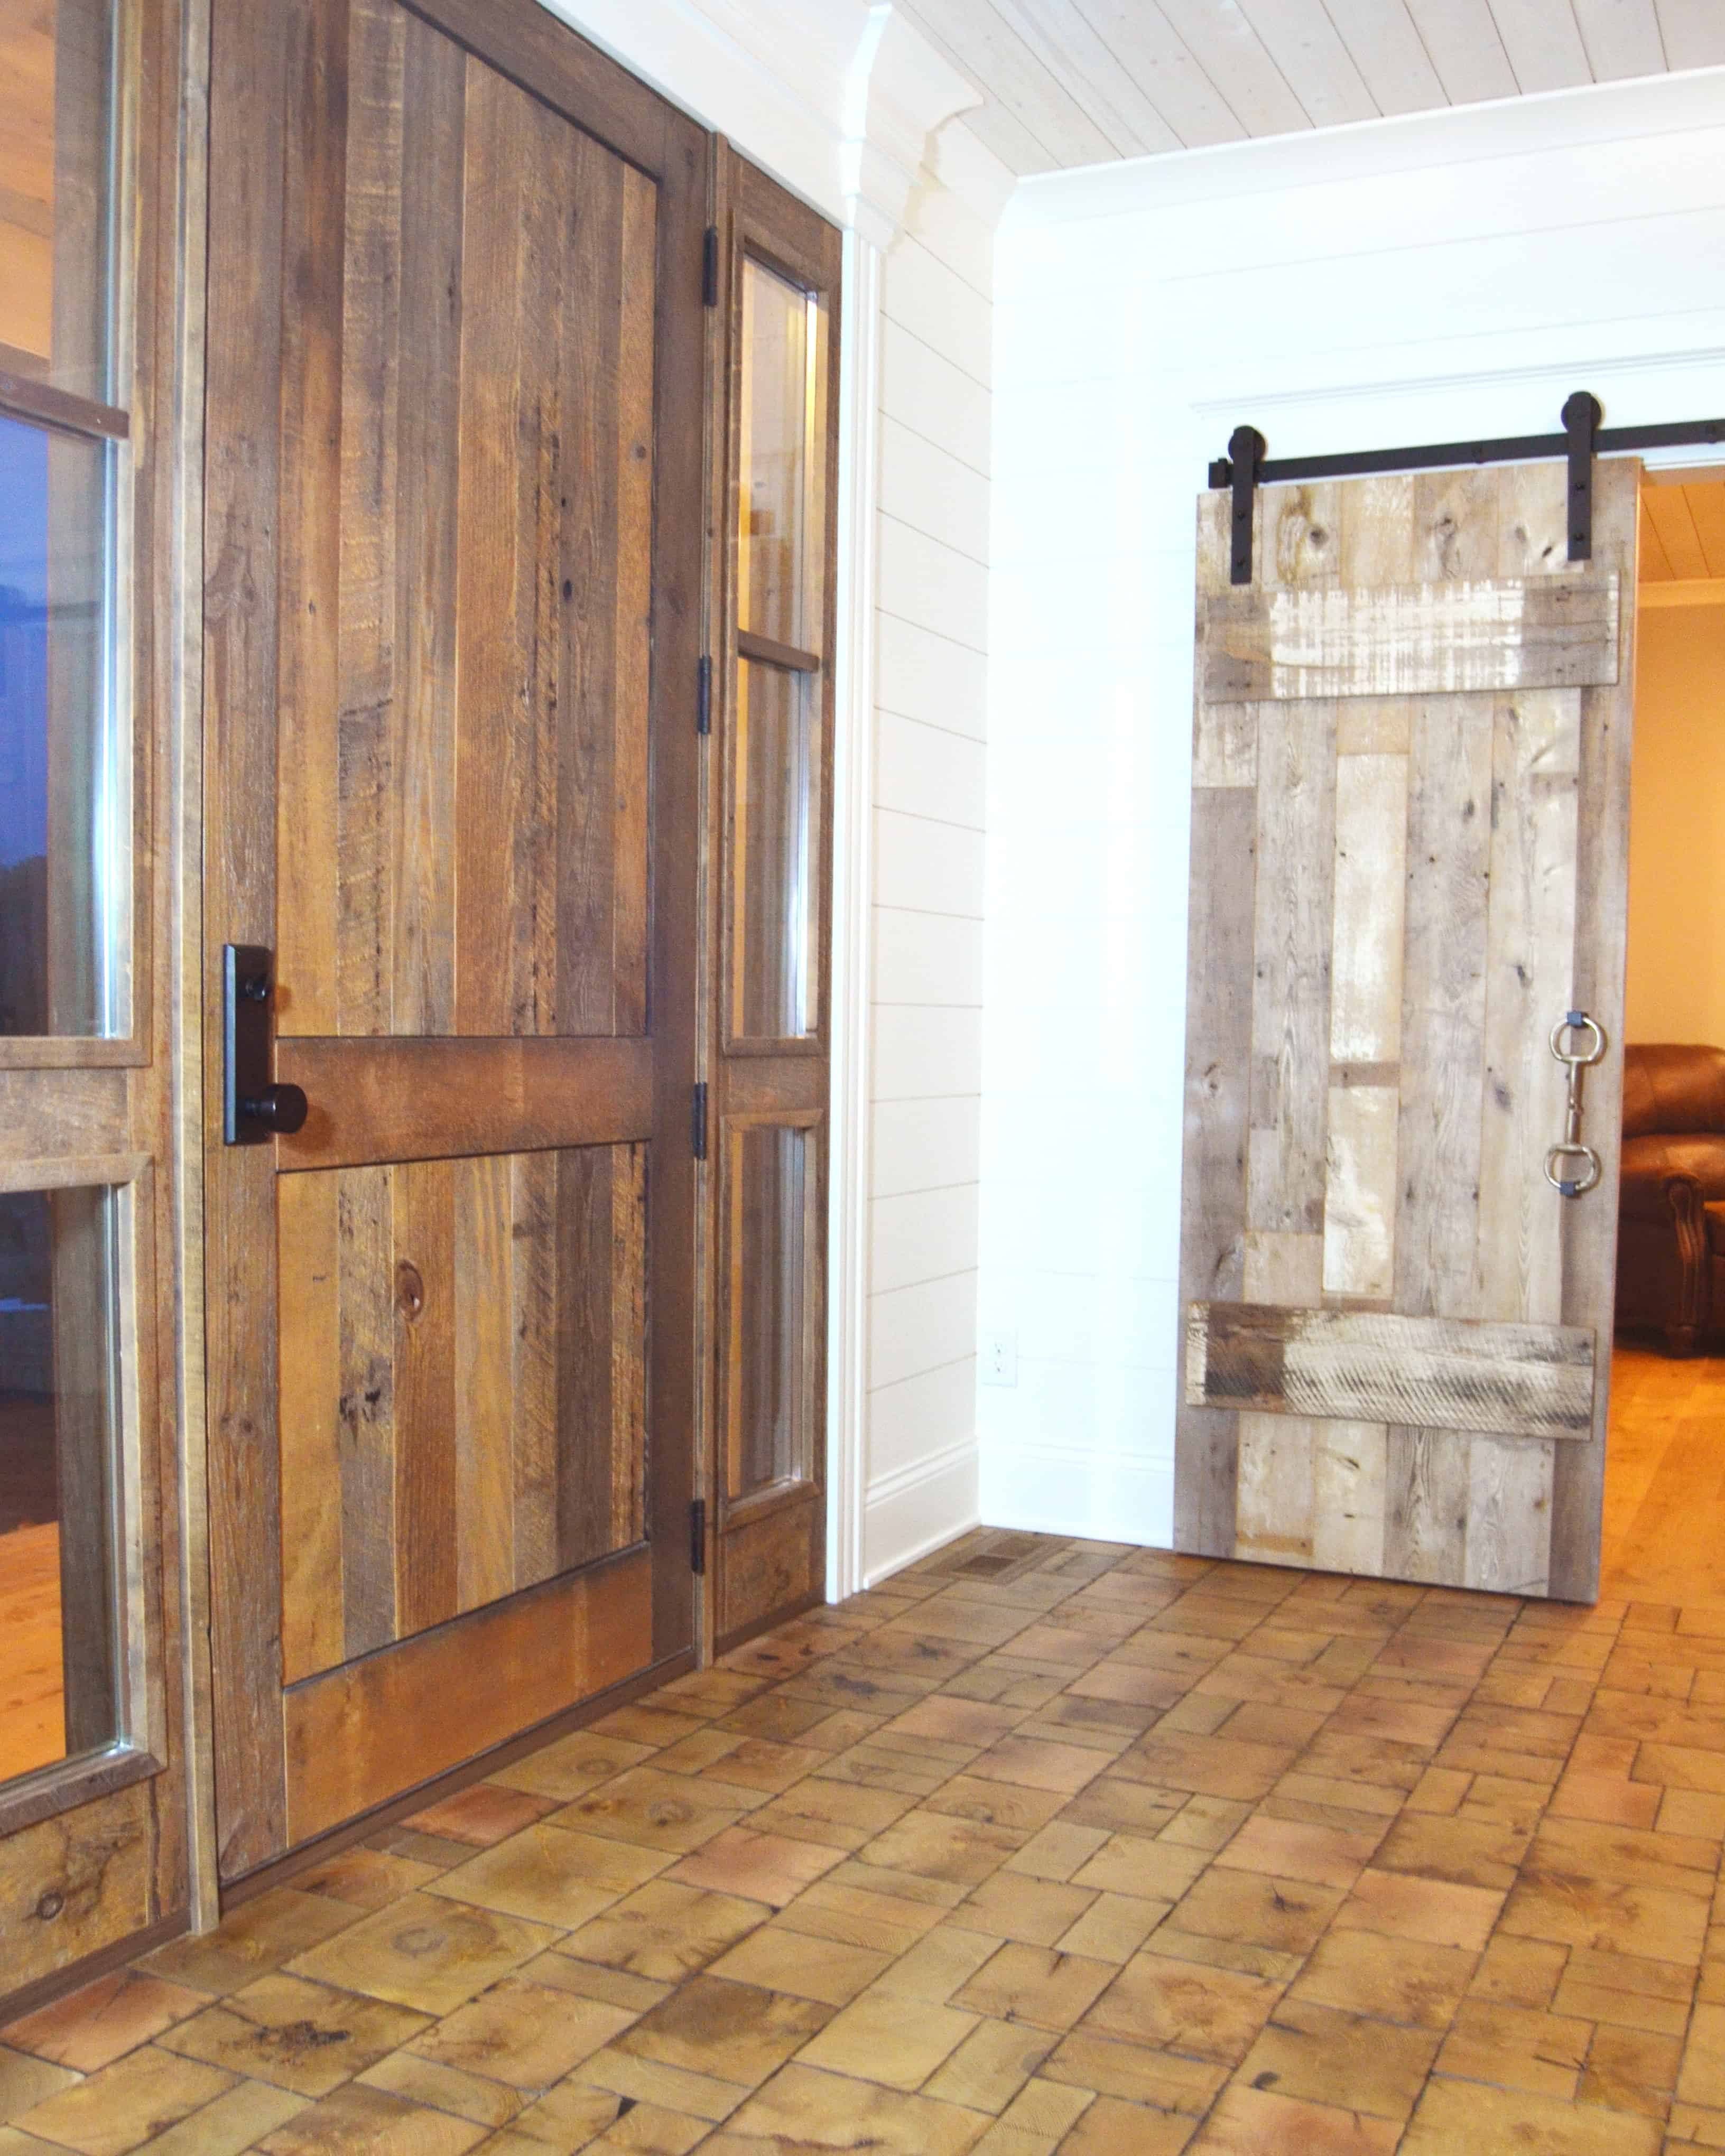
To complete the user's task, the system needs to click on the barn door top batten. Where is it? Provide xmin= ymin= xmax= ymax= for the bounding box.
xmin=1210 ymin=392 xmax=1725 ymax=586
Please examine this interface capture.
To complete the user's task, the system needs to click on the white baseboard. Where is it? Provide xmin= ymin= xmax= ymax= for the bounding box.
xmin=861 ymin=1438 xmax=980 ymax=1587
xmin=981 ymin=1442 xmax=1173 ymax=1548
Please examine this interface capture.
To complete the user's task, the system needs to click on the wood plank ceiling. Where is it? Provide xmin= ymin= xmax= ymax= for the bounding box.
xmin=897 ymin=0 xmax=1725 ymax=173
xmin=1641 ymin=475 xmax=1725 ymax=581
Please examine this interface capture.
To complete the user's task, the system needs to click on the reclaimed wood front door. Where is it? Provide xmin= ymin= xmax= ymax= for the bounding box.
xmin=1176 ymin=459 xmax=1638 ymax=1602
xmin=203 ymin=0 xmax=707 ymax=1879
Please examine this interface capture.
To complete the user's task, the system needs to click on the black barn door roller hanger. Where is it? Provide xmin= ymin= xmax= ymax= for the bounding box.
xmin=1209 ymin=392 xmax=1725 ymax=586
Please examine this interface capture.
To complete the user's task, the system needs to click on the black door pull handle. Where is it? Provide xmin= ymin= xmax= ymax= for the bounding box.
xmin=222 ymin=944 xmax=309 ymax=1145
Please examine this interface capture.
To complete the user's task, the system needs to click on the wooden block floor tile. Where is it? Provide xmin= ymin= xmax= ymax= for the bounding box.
xmin=29 ymin=1529 xmax=1725 ymax=2154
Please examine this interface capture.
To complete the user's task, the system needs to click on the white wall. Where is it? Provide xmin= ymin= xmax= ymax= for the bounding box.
xmin=862 ymin=150 xmax=995 ymax=1581
xmin=1626 ymin=599 xmax=1725 ymax=1046
xmin=980 ymin=67 xmax=1725 ymax=1547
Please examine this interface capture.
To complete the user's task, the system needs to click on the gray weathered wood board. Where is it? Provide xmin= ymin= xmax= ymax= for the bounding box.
xmin=1200 ymin=571 xmax=1619 ymax=703
xmin=1186 ymin=1301 xmax=1594 ymax=1440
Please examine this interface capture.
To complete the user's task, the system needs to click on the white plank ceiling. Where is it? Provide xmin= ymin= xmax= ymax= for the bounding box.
xmin=898 ymin=0 xmax=1725 ymax=173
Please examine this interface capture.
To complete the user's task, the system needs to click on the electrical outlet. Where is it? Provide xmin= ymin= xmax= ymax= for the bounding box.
xmin=981 ymin=1328 xmax=1017 ymax=1387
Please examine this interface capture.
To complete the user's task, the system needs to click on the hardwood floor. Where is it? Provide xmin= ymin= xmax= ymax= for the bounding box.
xmin=1605 ymin=1343 xmax=1725 ymax=1609
xmin=2 ymin=1527 xmax=1721 ymax=2152
xmin=0 ymin=1522 xmax=64 ymax=1781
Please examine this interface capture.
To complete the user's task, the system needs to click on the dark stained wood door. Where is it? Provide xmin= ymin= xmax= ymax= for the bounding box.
xmin=203 ymin=0 xmax=707 ymax=1879
xmin=1176 ymin=459 xmax=1638 ymax=1602
xmin=703 ymin=150 xmax=841 ymax=1649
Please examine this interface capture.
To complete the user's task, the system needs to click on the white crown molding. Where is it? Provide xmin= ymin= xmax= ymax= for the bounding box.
xmin=1005 ymin=63 xmax=1725 ymax=230
xmin=537 ymin=0 xmax=994 ymax=241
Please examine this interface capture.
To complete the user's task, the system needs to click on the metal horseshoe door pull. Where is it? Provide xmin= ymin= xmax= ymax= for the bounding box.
xmin=1545 ymin=1010 xmax=1607 ymax=1198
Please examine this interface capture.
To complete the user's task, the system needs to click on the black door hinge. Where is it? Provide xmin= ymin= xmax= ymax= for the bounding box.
xmin=702 ymin=226 xmax=720 ymax=308
xmin=697 ymin=655 xmax=712 ymax=736
xmin=690 ymin=1498 xmax=707 ymax=1575
xmin=692 ymin=1081 xmax=708 ymax=1160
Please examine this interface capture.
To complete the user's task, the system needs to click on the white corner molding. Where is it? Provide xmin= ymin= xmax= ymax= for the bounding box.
xmin=840 ymin=5 xmax=980 ymax=246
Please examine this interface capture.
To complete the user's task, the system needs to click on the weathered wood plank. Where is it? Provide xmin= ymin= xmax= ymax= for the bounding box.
xmin=392 ymin=1158 xmax=458 ymax=1636
xmin=285 ymin=1550 xmax=652 ymax=1844
xmin=1553 ymin=459 xmax=1638 ymax=1601
xmin=338 ymin=1165 xmax=396 ymax=1662
xmin=1242 ymin=1231 xmax=1323 ymax=1304
xmin=1200 ymin=572 xmax=1620 ymax=703
xmin=274 ymin=0 xmax=349 ymax=1036
xmin=1186 ymin=1302 xmax=1594 ymax=1440
xmin=1236 ymin=1412 xmax=1315 ymax=1564
xmin=510 ymin=1148 xmax=560 ymax=1586
xmin=1323 ymin=1081 xmax=1398 ymax=1300
xmin=1174 ymin=786 xmax=1256 ymax=1557
xmin=1247 ymin=703 xmax=1336 ymax=1234
xmin=1385 ymin=1427 xmax=1472 ymax=1585
xmin=1329 ymin=752 xmax=1407 ymax=1064
xmin=1312 ymin=1420 xmax=1388 ymax=1576
xmin=277 ymin=1169 xmax=343 ymax=1684
xmin=455 ymin=1152 xmax=514 ymax=1615
xmin=388 ymin=11 xmax=465 ymax=1036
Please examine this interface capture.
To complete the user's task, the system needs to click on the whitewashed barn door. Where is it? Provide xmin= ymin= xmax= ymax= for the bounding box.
xmin=1175 ymin=459 xmax=1638 ymax=1602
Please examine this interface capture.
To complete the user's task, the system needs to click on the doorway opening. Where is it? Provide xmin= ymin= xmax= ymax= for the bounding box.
xmin=1607 ymin=465 xmax=1725 ymax=1606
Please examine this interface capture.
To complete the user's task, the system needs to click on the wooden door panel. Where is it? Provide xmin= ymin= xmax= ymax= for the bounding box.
xmin=274 ymin=0 xmax=654 ymax=1043
xmin=207 ymin=0 xmax=704 ymax=1879
xmin=1176 ymin=460 xmax=1636 ymax=1601
xmin=278 ymin=1144 xmax=648 ymax=1683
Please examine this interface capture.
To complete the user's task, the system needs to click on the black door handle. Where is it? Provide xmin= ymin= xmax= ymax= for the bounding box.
xmin=240 ymin=1083 xmax=309 ymax=1135
xmin=222 ymin=944 xmax=308 ymax=1145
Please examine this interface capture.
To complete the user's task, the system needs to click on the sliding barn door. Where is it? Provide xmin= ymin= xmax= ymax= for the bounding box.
xmin=1177 ymin=459 xmax=1637 ymax=1602
xmin=203 ymin=0 xmax=706 ymax=1879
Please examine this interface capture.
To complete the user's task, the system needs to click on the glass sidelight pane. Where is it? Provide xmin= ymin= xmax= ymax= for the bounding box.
xmin=726 ymin=1124 xmax=812 ymax=1503
xmin=737 ymin=256 xmax=824 ymax=655
xmin=0 ymin=413 xmax=117 ymax=1036
xmin=0 ymin=0 xmax=114 ymax=398
xmin=731 ymin=659 xmax=819 ymax=1040
xmin=0 ymin=1184 xmax=120 ymax=1782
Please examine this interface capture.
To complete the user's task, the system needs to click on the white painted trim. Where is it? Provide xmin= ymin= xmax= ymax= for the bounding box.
xmin=1640 ymin=579 xmax=1725 ymax=608
xmin=827 ymin=228 xmax=883 ymax=1606
xmin=862 ymin=1436 xmax=980 ymax=1586
xmin=1005 ymin=64 xmax=1725 ymax=228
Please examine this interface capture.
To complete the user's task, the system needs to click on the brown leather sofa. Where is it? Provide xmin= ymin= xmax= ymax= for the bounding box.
xmin=1617 ymin=1043 xmax=1725 ymax=1353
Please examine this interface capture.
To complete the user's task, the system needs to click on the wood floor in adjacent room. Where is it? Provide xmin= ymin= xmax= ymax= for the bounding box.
xmin=1605 ymin=1343 xmax=1725 ymax=1609
xmin=2 ymin=1528 xmax=1723 ymax=2154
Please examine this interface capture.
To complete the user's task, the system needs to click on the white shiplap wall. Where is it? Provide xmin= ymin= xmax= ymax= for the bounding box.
xmin=979 ymin=66 xmax=1725 ymax=1546
xmin=863 ymin=155 xmax=997 ymax=1580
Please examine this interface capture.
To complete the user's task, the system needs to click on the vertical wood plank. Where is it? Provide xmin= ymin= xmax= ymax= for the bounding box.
xmin=335 ymin=0 xmax=405 ymax=1036
xmin=1553 ymin=460 xmax=1639 ymax=1600
xmin=511 ymin=1149 xmax=560 ymax=1586
xmin=1247 ymin=701 xmax=1337 ymax=1234
xmin=455 ymin=1153 xmax=514 ymax=1614
xmin=611 ymin=1142 xmax=648 ymax=1546
xmin=1465 ymin=1435 xmax=1552 ymax=1594
xmin=278 ymin=1172 xmax=342 ymax=1682
xmin=610 ymin=165 xmax=656 ymax=1038
xmin=1236 ymin=1414 xmax=1316 ymax=1563
xmin=1175 ymin=787 xmax=1255 ymax=1556
xmin=1329 ymin=751 xmax=1407 ymax=1064
xmin=205 ymin=0 xmax=290 ymax=1870
xmin=1323 ymin=1081 xmax=1398 ymax=1299
xmin=554 ymin=133 xmax=624 ymax=1038
xmin=557 ymin=1145 xmax=616 ymax=1570
xmin=453 ymin=58 xmax=532 ymax=1037
xmin=393 ymin=1157 xmax=457 ymax=1634
xmin=1386 ymin=685 xmax=1494 ymax=1586
xmin=388 ymin=13 xmax=465 ymax=1036
xmin=275 ymin=0 xmax=349 ymax=1034
xmin=1242 ymin=1231 xmax=1324 ymax=1304
xmin=338 ymin=1165 xmax=396 ymax=1659
xmin=1313 ymin=1420 xmax=1388 ymax=1576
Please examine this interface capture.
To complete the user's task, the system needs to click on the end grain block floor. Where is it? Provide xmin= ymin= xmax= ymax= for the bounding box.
xmin=3 ymin=1531 xmax=1724 ymax=2153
